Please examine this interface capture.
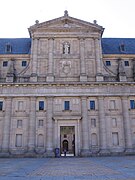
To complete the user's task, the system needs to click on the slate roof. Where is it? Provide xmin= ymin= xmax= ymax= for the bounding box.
xmin=0 ymin=38 xmax=31 ymax=54
xmin=0 ymin=38 xmax=135 ymax=55
xmin=102 ymin=38 xmax=135 ymax=54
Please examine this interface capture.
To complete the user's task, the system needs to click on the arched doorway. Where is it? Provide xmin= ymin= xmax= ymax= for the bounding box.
xmin=62 ymin=140 xmax=68 ymax=151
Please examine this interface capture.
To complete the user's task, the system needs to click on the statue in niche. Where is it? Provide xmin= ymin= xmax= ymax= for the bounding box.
xmin=63 ymin=42 xmax=70 ymax=54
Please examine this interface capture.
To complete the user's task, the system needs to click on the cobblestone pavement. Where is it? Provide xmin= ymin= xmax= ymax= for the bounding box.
xmin=0 ymin=156 xmax=135 ymax=180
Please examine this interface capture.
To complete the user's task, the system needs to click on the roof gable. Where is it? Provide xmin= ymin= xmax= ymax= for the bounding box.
xmin=29 ymin=11 xmax=104 ymax=37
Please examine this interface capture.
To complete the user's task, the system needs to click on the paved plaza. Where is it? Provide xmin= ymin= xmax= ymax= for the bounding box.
xmin=0 ymin=156 xmax=135 ymax=180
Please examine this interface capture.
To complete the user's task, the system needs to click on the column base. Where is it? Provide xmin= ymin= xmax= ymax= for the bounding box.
xmin=124 ymin=148 xmax=135 ymax=155
xmin=80 ymin=75 xmax=87 ymax=82
xmin=119 ymin=75 xmax=127 ymax=82
xmin=80 ymin=149 xmax=92 ymax=157
xmin=46 ymin=75 xmax=54 ymax=82
xmin=45 ymin=150 xmax=55 ymax=157
xmin=30 ymin=73 xmax=38 ymax=82
xmin=6 ymin=76 xmax=14 ymax=82
xmin=99 ymin=149 xmax=110 ymax=156
xmin=96 ymin=74 xmax=104 ymax=82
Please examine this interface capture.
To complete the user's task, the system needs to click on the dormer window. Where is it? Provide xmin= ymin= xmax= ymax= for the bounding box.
xmin=5 ymin=43 xmax=12 ymax=53
xmin=63 ymin=42 xmax=70 ymax=54
xmin=119 ymin=44 xmax=125 ymax=52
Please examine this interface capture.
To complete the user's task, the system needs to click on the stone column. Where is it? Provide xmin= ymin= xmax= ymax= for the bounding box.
xmin=2 ymin=97 xmax=12 ymax=154
xmin=30 ymin=38 xmax=39 ymax=82
xmin=121 ymin=97 xmax=133 ymax=153
xmin=46 ymin=97 xmax=54 ymax=157
xmin=79 ymin=38 xmax=87 ymax=82
xmin=46 ymin=38 xmax=54 ymax=82
xmin=95 ymin=38 xmax=103 ymax=81
xmin=28 ymin=97 xmax=36 ymax=153
xmin=81 ymin=97 xmax=91 ymax=156
xmin=98 ymin=97 xmax=109 ymax=154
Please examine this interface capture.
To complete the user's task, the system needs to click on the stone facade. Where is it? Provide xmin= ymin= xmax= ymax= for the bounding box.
xmin=0 ymin=11 xmax=135 ymax=157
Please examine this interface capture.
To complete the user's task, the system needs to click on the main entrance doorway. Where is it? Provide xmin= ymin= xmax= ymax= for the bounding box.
xmin=60 ymin=126 xmax=75 ymax=156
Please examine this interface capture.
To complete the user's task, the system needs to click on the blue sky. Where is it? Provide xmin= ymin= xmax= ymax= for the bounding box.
xmin=0 ymin=0 xmax=135 ymax=38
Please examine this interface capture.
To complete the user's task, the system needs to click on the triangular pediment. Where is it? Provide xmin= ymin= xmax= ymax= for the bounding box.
xmin=29 ymin=12 xmax=104 ymax=36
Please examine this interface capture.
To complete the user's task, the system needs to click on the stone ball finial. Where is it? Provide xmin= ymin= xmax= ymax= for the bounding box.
xmin=64 ymin=10 xmax=68 ymax=16
xmin=93 ymin=20 xmax=97 ymax=24
xmin=35 ymin=20 xmax=39 ymax=24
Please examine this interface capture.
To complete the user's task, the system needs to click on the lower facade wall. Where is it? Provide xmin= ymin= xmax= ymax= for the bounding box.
xmin=0 ymin=95 xmax=135 ymax=157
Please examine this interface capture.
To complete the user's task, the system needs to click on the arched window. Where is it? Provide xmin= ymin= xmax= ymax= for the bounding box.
xmin=91 ymin=133 xmax=98 ymax=146
xmin=37 ymin=134 xmax=44 ymax=147
xmin=63 ymin=42 xmax=70 ymax=54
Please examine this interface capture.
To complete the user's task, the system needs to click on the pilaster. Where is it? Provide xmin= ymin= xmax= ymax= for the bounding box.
xmin=80 ymin=97 xmax=91 ymax=156
xmin=27 ymin=97 xmax=36 ymax=154
xmin=30 ymin=38 xmax=39 ymax=82
xmin=98 ymin=97 xmax=110 ymax=155
xmin=46 ymin=97 xmax=55 ymax=157
xmin=1 ymin=97 xmax=12 ymax=154
xmin=95 ymin=38 xmax=103 ymax=81
xmin=46 ymin=38 xmax=54 ymax=82
xmin=79 ymin=38 xmax=87 ymax=82
xmin=121 ymin=97 xmax=133 ymax=153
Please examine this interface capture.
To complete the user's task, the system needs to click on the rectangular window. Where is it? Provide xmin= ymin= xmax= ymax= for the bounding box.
xmin=38 ymin=120 xmax=43 ymax=127
xmin=15 ymin=134 xmax=22 ymax=147
xmin=17 ymin=120 xmax=22 ymax=128
xmin=5 ymin=44 xmax=12 ymax=53
xmin=110 ymin=100 xmax=116 ymax=109
xmin=105 ymin=61 xmax=111 ymax=66
xmin=0 ymin=101 xmax=3 ymax=111
xmin=112 ymin=118 xmax=117 ymax=127
xmin=64 ymin=101 xmax=70 ymax=110
xmin=112 ymin=132 xmax=119 ymax=146
xmin=22 ymin=61 xmax=27 ymax=67
xmin=3 ymin=61 xmax=8 ymax=67
xmin=91 ymin=119 xmax=96 ymax=128
xmin=90 ymin=101 xmax=95 ymax=110
xmin=18 ymin=101 xmax=23 ymax=111
xmin=124 ymin=61 xmax=129 ymax=66
xmin=39 ymin=101 xmax=44 ymax=110
xmin=130 ymin=100 xmax=135 ymax=109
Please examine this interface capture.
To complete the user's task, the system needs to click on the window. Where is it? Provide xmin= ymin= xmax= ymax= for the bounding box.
xmin=5 ymin=43 xmax=12 ymax=53
xmin=64 ymin=101 xmax=70 ymax=110
xmin=130 ymin=100 xmax=135 ymax=109
xmin=0 ymin=101 xmax=3 ymax=111
xmin=22 ymin=61 xmax=27 ymax=67
xmin=39 ymin=101 xmax=44 ymax=110
xmin=37 ymin=134 xmax=44 ymax=147
xmin=15 ymin=134 xmax=22 ymax=147
xmin=3 ymin=61 xmax=8 ymax=67
xmin=90 ymin=101 xmax=95 ymax=110
xmin=112 ymin=132 xmax=119 ymax=146
xmin=112 ymin=118 xmax=117 ymax=127
xmin=38 ymin=120 xmax=43 ymax=127
xmin=105 ymin=61 xmax=111 ymax=66
xmin=110 ymin=100 xmax=116 ymax=109
xmin=124 ymin=61 xmax=129 ymax=66
xmin=119 ymin=44 xmax=125 ymax=52
xmin=91 ymin=119 xmax=96 ymax=128
xmin=18 ymin=101 xmax=24 ymax=111
xmin=17 ymin=120 xmax=22 ymax=128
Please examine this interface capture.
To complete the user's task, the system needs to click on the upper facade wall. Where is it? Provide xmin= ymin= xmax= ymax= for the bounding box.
xmin=0 ymin=12 xmax=135 ymax=83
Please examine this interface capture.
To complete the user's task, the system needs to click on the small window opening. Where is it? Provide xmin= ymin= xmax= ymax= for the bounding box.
xmin=5 ymin=43 xmax=12 ymax=53
xmin=119 ymin=44 xmax=125 ymax=52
